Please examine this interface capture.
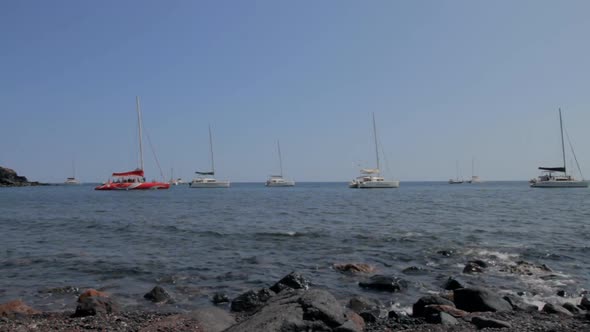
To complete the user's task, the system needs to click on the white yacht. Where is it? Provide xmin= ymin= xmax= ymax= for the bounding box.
xmin=467 ymin=176 xmax=482 ymax=184
xmin=349 ymin=113 xmax=399 ymax=189
xmin=168 ymin=169 xmax=183 ymax=186
xmin=530 ymin=109 xmax=588 ymax=188
xmin=466 ymin=158 xmax=482 ymax=184
xmin=190 ymin=126 xmax=230 ymax=188
xmin=64 ymin=177 xmax=80 ymax=185
xmin=266 ymin=140 xmax=295 ymax=187
xmin=64 ymin=160 xmax=81 ymax=185
xmin=449 ymin=160 xmax=464 ymax=184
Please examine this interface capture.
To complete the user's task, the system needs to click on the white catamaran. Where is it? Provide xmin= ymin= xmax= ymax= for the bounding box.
xmin=530 ymin=109 xmax=588 ymax=188
xmin=466 ymin=157 xmax=482 ymax=184
xmin=64 ymin=159 xmax=81 ymax=185
xmin=349 ymin=113 xmax=399 ymax=189
xmin=266 ymin=140 xmax=295 ymax=187
xmin=190 ymin=126 xmax=230 ymax=188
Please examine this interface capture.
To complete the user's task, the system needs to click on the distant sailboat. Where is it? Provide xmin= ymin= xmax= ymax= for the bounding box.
xmin=466 ymin=158 xmax=482 ymax=184
xmin=189 ymin=126 xmax=230 ymax=188
xmin=530 ymin=109 xmax=588 ymax=188
xmin=266 ymin=140 xmax=295 ymax=187
xmin=64 ymin=160 xmax=80 ymax=185
xmin=449 ymin=161 xmax=464 ymax=184
xmin=349 ymin=113 xmax=399 ymax=189
xmin=169 ymin=168 xmax=182 ymax=186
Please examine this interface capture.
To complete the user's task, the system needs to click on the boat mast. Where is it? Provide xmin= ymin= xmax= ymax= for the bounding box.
xmin=72 ymin=159 xmax=76 ymax=178
xmin=277 ymin=140 xmax=283 ymax=177
xmin=136 ymin=96 xmax=144 ymax=171
xmin=559 ymin=108 xmax=566 ymax=175
xmin=372 ymin=113 xmax=380 ymax=174
xmin=209 ymin=125 xmax=215 ymax=175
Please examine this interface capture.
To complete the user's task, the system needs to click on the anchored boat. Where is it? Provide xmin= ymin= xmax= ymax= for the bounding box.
xmin=349 ymin=113 xmax=399 ymax=189
xmin=530 ymin=109 xmax=588 ymax=188
xmin=95 ymin=97 xmax=170 ymax=191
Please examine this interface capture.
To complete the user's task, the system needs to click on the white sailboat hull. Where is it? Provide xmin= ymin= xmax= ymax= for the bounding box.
xmin=358 ymin=180 xmax=399 ymax=188
xmin=189 ymin=179 xmax=230 ymax=188
xmin=266 ymin=180 xmax=295 ymax=187
xmin=530 ymin=180 xmax=588 ymax=188
xmin=350 ymin=179 xmax=399 ymax=188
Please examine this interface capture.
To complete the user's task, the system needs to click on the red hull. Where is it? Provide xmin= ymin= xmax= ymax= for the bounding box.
xmin=95 ymin=182 xmax=170 ymax=190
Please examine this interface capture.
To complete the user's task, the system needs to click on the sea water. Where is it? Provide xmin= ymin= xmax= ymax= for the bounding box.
xmin=1 ymin=182 xmax=589 ymax=312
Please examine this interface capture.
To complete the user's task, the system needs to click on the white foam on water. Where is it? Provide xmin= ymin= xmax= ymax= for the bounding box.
xmin=464 ymin=248 xmax=519 ymax=263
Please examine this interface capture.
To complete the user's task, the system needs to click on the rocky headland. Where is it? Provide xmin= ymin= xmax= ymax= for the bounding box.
xmin=0 ymin=166 xmax=42 ymax=187
xmin=1 ymin=265 xmax=590 ymax=332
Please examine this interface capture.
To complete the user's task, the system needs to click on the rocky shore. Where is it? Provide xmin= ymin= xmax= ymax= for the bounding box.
xmin=2 ymin=262 xmax=590 ymax=332
xmin=0 ymin=166 xmax=42 ymax=187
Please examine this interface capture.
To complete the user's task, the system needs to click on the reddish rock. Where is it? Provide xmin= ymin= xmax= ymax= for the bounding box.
xmin=346 ymin=310 xmax=366 ymax=331
xmin=0 ymin=300 xmax=39 ymax=318
xmin=78 ymin=289 xmax=108 ymax=302
xmin=423 ymin=304 xmax=469 ymax=318
xmin=334 ymin=263 xmax=376 ymax=274
xmin=73 ymin=289 xmax=118 ymax=317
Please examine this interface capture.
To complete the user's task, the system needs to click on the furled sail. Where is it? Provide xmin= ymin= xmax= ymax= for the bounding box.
xmin=112 ymin=169 xmax=144 ymax=177
xmin=196 ymin=171 xmax=214 ymax=175
xmin=538 ymin=167 xmax=565 ymax=172
xmin=361 ymin=168 xmax=380 ymax=174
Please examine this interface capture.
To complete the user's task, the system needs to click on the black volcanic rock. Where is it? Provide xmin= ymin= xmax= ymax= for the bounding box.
xmin=231 ymin=288 xmax=274 ymax=313
xmin=412 ymin=295 xmax=455 ymax=317
xmin=0 ymin=166 xmax=35 ymax=187
xmin=442 ymin=276 xmax=464 ymax=291
xmin=359 ymin=275 xmax=408 ymax=292
xmin=542 ymin=303 xmax=574 ymax=316
xmin=144 ymin=286 xmax=174 ymax=304
xmin=225 ymin=289 xmax=359 ymax=332
xmin=454 ymin=287 xmax=512 ymax=312
xmin=270 ymin=272 xmax=310 ymax=293
xmin=463 ymin=260 xmax=487 ymax=274
xmin=212 ymin=292 xmax=230 ymax=305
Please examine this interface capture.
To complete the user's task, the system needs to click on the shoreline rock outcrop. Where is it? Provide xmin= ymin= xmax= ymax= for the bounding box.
xmin=0 ymin=166 xmax=42 ymax=187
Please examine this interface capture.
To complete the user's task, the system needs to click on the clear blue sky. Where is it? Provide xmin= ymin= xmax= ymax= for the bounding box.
xmin=2 ymin=1 xmax=590 ymax=182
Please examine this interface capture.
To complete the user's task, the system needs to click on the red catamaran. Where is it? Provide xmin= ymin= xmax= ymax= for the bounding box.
xmin=95 ymin=97 xmax=170 ymax=191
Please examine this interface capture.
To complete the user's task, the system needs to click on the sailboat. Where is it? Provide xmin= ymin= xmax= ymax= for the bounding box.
xmin=95 ymin=97 xmax=170 ymax=190
xmin=266 ymin=140 xmax=295 ymax=187
xmin=349 ymin=113 xmax=399 ymax=189
xmin=64 ymin=160 xmax=81 ymax=185
xmin=530 ymin=109 xmax=588 ymax=188
xmin=448 ymin=161 xmax=464 ymax=184
xmin=466 ymin=158 xmax=482 ymax=184
xmin=168 ymin=168 xmax=182 ymax=186
xmin=189 ymin=126 xmax=230 ymax=188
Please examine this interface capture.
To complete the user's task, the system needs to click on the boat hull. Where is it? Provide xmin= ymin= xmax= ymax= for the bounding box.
xmin=95 ymin=182 xmax=170 ymax=190
xmin=189 ymin=181 xmax=230 ymax=188
xmin=266 ymin=180 xmax=295 ymax=187
xmin=530 ymin=180 xmax=588 ymax=188
xmin=354 ymin=180 xmax=400 ymax=189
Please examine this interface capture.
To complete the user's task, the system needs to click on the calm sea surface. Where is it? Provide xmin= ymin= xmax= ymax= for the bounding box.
xmin=1 ymin=182 xmax=589 ymax=311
